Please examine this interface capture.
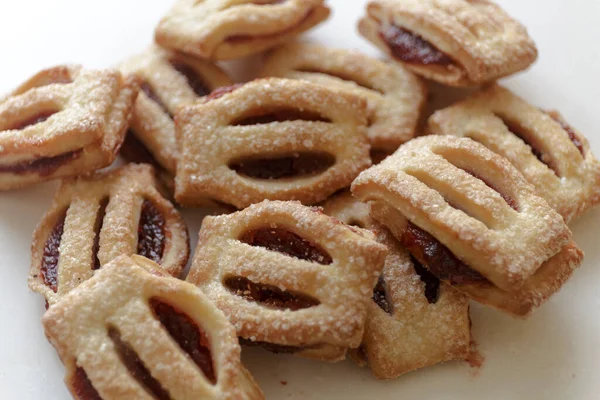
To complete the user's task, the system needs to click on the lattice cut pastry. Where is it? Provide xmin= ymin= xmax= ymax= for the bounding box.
xmin=427 ymin=84 xmax=600 ymax=223
xmin=175 ymin=78 xmax=371 ymax=209
xmin=261 ymin=41 xmax=426 ymax=154
xmin=352 ymin=136 xmax=584 ymax=317
xmin=29 ymin=164 xmax=189 ymax=306
xmin=358 ymin=0 xmax=538 ymax=86
xmin=120 ymin=45 xmax=233 ymax=184
xmin=322 ymin=191 xmax=471 ymax=379
xmin=0 ymin=65 xmax=138 ymax=190
xmin=155 ymin=0 xmax=330 ymax=61
xmin=186 ymin=200 xmax=388 ymax=361
xmin=43 ymin=255 xmax=265 ymax=400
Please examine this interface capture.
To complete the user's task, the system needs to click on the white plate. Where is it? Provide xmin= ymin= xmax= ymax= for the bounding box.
xmin=1 ymin=1 xmax=599 ymax=399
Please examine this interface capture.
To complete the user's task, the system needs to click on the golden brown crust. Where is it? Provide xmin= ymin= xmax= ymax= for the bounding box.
xmin=174 ymin=78 xmax=371 ymax=209
xmin=427 ymin=84 xmax=600 ymax=223
xmin=155 ymin=0 xmax=330 ymax=61
xmin=322 ymin=192 xmax=471 ymax=378
xmin=120 ymin=45 xmax=233 ymax=175
xmin=358 ymin=0 xmax=538 ymax=86
xmin=351 ymin=136 xmax=582 ymax=316
xmin=186 ymin=200 xmax=388 ymax=361
xmin=29 ymin=164 xmax=189 ymax=305
xmin=43 ymin=255 xmax=264 ymax=400
xmin=0 ymin=65 xmax=139 ymax=190
xmin=260 ymin=41 xmax=426 ymax=152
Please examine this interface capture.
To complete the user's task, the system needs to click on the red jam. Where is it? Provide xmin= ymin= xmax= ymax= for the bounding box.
xmin=0 ymin=150 xmax=82 ymax=177
xmin=239 ymin=228 xmax=332 ymax=264
xmin=410 ymin=255 xmax=440 ymax=304
xmin=548 ymin=112 xmax=585 ymax=156
xmin=41 ymin=212 xmax=67 ymax=292
xmin=225 ymin=276 xmax=320 ymax=311
xmin=109 ymin=327 xmax=171 ymax=399
xmin=137 ymin=200 xmax=165 ymax=264
xmin=372 ymin=275 xmax=392 ymax=314
xmin=465 ymin=171 xmax=519 ymax=211
xmin=71 ymin=368 xmax=101 ymax=400
xmin=229 ymin=152 xmax=335 ymax=180
xmin=141 ymin=82 xmax=172 ymax=118
xmin=240 ymin=338 xmax=312 ymax=355
xmin=9 ymin=110 xmax=57 ymax=130
xmin=401 ymin=223 xmax=488 ymax=285
xmin=204 ymin=83 xmax=244 ymax=102
xmin=380 ymin=25 xmax=453 ymax=65
xmin=170 ymin=61 xmax=210 ymax=97
xmin=91 ymin=198 xmax=109 ymax=270
xmin=151 ymin=299 xmax=216 ymax=384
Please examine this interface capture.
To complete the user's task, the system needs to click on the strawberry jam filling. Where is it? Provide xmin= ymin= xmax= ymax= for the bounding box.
xmin=380 ymin=25 xmax=453 ymax=66
xmin=71 ymin=368 xmax=101 ymax=400
xmin=410 ymin=255 xmax=440 ymax=304
xmin=548 ymin=112 xmax=585 ymax=156
xmin=9 ymin=110 xmax=57 ymax=130
xmin=137 ymin=200 xmax=165 ymax=264
xmin=230 ymin=153 xmax=335 ymax=180
xmin=240 ymin=338 xmax=316 ymax=355
xmin=204 ymin=83 xmax=244 ymax=102
xmin=225 ymin=276 xmax=320 ymax=311
xmin=151 ymin=299 xmax=216 ymax=384
xmin=372 ymin=275 xmax=392 ymax=314
xmin=170 ymin=61 xmax=210 ymax=97
xmin=108 ymin=327 xmax=171 ymax=399
xmin=141 ymin=82 xmax=172 ymax=118
xmin=41 ymin=211 xmax=67 ymax=292
xmin=239 ymin=228 xmax=332 ymax=264
xmin=401 ymin=222 xmax=488 ymax=285
xmin=0 ymin=150 xmax=82 ymax=177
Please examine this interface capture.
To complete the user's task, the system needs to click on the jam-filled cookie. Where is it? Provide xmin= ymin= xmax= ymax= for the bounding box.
xmin=29 ymin=164 xmax=189 ymax=306
xmin=261 ymin=41 xmax=426 ymax=155
xmin=427 ymin=84 xmax=600 ymax=223
xmin=0 ymin=65 xmax=138 ymax=191
xmin=155 ymin=0 xmax=330 ymax=61
xmin=120 ymin=45 xmax=233 ymax=189
xmin=175 ymin=78 xmax=371 ymax=209
xmin=352 ymin=136 xmax=583 ymax=317
xmin=358 ymin=0 xmax=537 ymax=86
xmin=43 ymin=255 xmax=265 ymax=400
xmin=187 ymin=200 xmax=388 ymax=361
xmin=322 ymin=192 xmax=471 ymax=379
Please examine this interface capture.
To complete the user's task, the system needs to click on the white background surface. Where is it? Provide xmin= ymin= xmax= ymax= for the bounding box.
xmin=1 ymin=1 xmax=599 ymax=399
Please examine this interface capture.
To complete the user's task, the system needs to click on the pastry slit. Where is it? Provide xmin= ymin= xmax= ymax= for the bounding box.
xmin=108 ymin=327 xmax=172 ymax=400
xmin=91 ymin=197 xmax=109 ymax=270
xmin=494 ymin=113 xmax=560 ymax=176
xmin=225 ymin=276 xmax=320 ymax=311
xmin=239 ymin=227 xmax=333 ymax=264
xmin=433 ymin=146 xmax=520 ymax=212
xmin=547 ymin=111 xmax=585 ymax=157
xmin=150 ymin=299 xmax=217 ymax=385
xmin=141 ymin=82 xmax=172 ymax=118
xmin=41 ymin=210 xmax=68 ymax=293
xmin=136 ymin=200 xmax=166 ymax=264
xmin=410 ymin=255 xmax=440 ymax=304
xmin=229 ymin=152 xmax=336 ymax=180
xmin=9 ymin=110 xmax=58 ymax=130
xmin=403 ymin=169 xmax=497 ymax=229
xmin=231 ymin=108 xmax=330 ymax=125
xmin=169 ymin=61 xmax=210 ymax=97
xmin=372 ymin=275 xmax=392 ymax=313
xmin=295 ymin=67 xmax=383 ymax=94
xmin=70 ymin=367 xmax=102 ymax=400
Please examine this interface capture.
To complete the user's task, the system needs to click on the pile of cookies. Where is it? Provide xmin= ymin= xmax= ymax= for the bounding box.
xmin=2 ymin=0 xmax=599 ymax=398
